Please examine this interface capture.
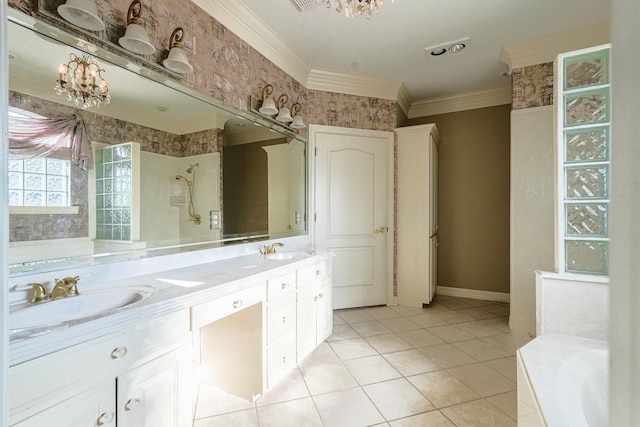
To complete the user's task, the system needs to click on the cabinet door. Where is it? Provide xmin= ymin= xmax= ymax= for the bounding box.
xmin=296 ymin=284 xmax=318 ymax=362
xmin=117 ymin=348 xmax=190 ymax=427
xmin=11 ymin=383 xmax=115 ymax=427
xmin=316 ymin=280 xmax=333 ymax=344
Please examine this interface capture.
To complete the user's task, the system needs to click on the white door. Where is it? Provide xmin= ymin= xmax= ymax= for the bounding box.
xmin=311 ymin=126 xmax=392 ymax=309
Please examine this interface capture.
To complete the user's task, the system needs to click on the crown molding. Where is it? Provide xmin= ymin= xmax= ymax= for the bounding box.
xmin=191 ymin=0 xmax=311 ymax=86
xmin=307 ymin=68 xmax=403 ymax=101
xmin=501 ymin=21 xmax=611 ymax=72
xmin=408 ymin=86 xmax=512 ymax=118
xmin=396 ymin=83 xmax=412 ymax=117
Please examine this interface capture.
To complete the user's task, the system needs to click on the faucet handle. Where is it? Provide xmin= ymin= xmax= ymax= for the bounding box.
xmin=51 ymin=279 xmax=69 ymax=300
xmin=31 ymin=283 xmax=49 ymax=303
xmin=63 ymin=276 xmax=80 ymax=296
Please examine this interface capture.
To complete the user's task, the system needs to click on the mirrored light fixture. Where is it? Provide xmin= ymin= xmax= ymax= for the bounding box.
xmin=55 ymin=53 xmax=110 ymax=109
xmin=258 ymin=84 xmax=278 ymax=115
xmin=57 ymin=0 xmax=105 ymax=31
xmin=320 ymin=0 xmax=395 ymax=19
xmin=118 ymin=0 xmax=155 ymax=55
xmin=275 ymin=94 xmax=293 ymax=123
xmin=163 ymin=27 xmax=193 ymax=74
xmin=290 ymin=103 xmax=305 ymax=129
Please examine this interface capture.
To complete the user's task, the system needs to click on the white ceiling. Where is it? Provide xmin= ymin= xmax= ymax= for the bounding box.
xmin=237 ymin=0 xmax=611 ymax=103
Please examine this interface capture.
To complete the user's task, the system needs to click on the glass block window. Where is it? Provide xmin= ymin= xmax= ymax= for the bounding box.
xmin=558 ymin=46 xmax=611 ymax=275
xmin=8 ymin=157 xmax=71 ymax=207
xmin=95 ymin=143 xmax=134 ymax=241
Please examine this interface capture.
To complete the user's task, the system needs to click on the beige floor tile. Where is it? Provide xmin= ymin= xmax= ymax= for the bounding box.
xmin=479 ymin=333 xmax=517 ymax=355
xmin=428 ymin=325 xmax=475 ymax=342
xmin=333 ymin=313 xmax=346 ymax=326
xmin=313 ymin=387 xmax=385 ymax=427
xmin=388 ymin=410 xmax=455 ymax=427
xmin=423 ymin=302 xmax=454 ymax=313
xmin=365 ymin=333 xmax=413 ymax=354
xmin=299 ymin=342 xmax=341 ymax=367
xmin=453 ymin=339 xmax=511 ymax=362
xmin=418 ymin=344 xmax=477 ymax=368
xmin=193 ymin=408 xmax=259 ymax=427
xmin=436 ymin=298 xmax=473 ymax=310
xmin=479 ymin=304 xmax=511 ymax=317
xmin=407 ymin=371 xmax=480 ymax=408
xmin=350 ymin=319 xmax=392 ymax=337
xmin=256 ymin=397 xmax=323 ymax=427
xmin=364 ymin=378 xmax=435 ymax=420
xmin=257 ymin=368 xmax=309 ymax=406
xmin=380 ymin=316 xmax=422 ymax=332
xmin=327 ymin=323 xmax=360 ymax=342
xmin=329 ymin=337 xmax=378 ymax=360
xmin=365 ymin=306 xmax=403 ymax=320
xmin=486 ymin=391 xmax=518 ymax=420
xmin=406 ymin=313 xmax=449 ymax=328
xmin=431 ymin=310 xmax=475 ymax=325
xmin=382 ymin=349 xmax=441 ymax=376
xmin=195 ymin=384 xmax=255 ymax=419
xmin=337 ymin=309 xmax=376 ymax=324
xmin=390 ymin=305 xmax=430 ymax=316
xmin=397 ymin=329 xmax=445 ymax=348
xmin=450 ymin=307 xmax=497 ymax=320
xmin=454 ymin=321 xmax=503 ymax=338
xmin=441 ymin=399 xmax=516 ymax=427
xmin=343 ymin=355 xmax=402 ymax=385
xmin=480 ymin=317 xmax=512 ymax=334
xmin=299 ymin=360 xmax=358 ymax=395
xmin=483 ymin=356 xmax=517 ymax=382
xmin=446 ymin=363 xmax=516 ymax=397
xmin=455 ymin=298 xmax=496 ymax=308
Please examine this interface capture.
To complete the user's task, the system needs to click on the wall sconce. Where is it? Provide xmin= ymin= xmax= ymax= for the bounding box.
xmin=290 ymin=103 xmax=305 ymax=129
xmin=259 ymin=84 xmax=278 ymax=115
xmin=118 ymin=0 xmax=155 ymax=55
xmin=57 ymin=0 xmax=105 ymax=31
xmin=275 ymin=94 xmax=293 ymax=123
xmin=163 ymin=27 xmax=193 ymax=74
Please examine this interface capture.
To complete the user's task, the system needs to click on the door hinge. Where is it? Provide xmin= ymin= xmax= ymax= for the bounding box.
xmin=315 ymin=147 xmax=317 ymax=156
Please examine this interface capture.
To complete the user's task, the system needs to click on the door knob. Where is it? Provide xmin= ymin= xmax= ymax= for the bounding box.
xmin=375 ymin=226 xmax=387 ymax=233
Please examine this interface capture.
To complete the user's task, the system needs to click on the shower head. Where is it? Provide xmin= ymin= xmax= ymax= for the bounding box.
xmin=186 ymin=163 xmax=199 ymax=173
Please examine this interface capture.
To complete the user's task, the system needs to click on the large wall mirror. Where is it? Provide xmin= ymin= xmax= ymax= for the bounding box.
xmin=7 ymin=12 xmax=307 ymax=277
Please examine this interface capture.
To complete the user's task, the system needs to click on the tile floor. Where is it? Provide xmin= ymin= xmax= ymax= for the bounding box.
xmin=193 ymin=295 xmax=517 ymax=427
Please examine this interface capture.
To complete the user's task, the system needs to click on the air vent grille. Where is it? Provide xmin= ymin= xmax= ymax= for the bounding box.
xmin=290 ymin=0 xmax=321 ymax=12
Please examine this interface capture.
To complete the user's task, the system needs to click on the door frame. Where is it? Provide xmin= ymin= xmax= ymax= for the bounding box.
xmin=308 ymin=124 xmax=396 ymax=307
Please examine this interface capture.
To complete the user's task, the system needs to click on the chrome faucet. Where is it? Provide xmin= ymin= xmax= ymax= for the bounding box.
xmin=260 ymin=242 xmax=284 ymax=255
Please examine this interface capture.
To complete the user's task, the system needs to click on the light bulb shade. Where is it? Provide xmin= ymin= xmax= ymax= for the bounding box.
xmin=119 ymin=23 xmax=155 ymax=55
xmin=290 ymin=115 xmax=306 ymax=129
xmin=163 ymin=47 xmax=193 ymax=74
xmin=259 ymin=97 xmax=278 ymax=115
xmin=57 ymin=0 xmax=105 ymax=31
xmin=276 ymin=107 xmax=293 ymax=123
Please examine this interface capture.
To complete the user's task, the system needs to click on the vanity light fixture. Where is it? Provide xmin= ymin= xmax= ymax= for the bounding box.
xmin=290 ymin=103 xmax=306 ymax=129
xmin=57 ymin=0 xmax=105 ymax=31
xmin=163 ymin=27 xmax=193 ymax=74
xmin=320 ymin=0 xmax=395 ymax=19
xmin=55 ymin=53 xmax=110 ymax=109
xmin=118 ymin=0 xmax=156 ymax=55
xmin=275 ymin=94 xmax=293 ymax=123
xmin=258 ymin=84 xmax=279 ymax=115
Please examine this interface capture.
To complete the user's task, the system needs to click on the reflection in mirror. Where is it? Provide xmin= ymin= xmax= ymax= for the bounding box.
xmin=7 ymin=16 xmax=307 ymax=276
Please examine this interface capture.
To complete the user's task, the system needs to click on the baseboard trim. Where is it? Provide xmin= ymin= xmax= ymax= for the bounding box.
xmin=436 ymin=286 xmax=510 ymax=303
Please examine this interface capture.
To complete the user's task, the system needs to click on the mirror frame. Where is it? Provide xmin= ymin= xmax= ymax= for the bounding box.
xmin=7 ymin=9 xmax=308 ymax=277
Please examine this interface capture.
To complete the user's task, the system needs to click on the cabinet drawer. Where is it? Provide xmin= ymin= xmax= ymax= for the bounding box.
xmin=266 ymin=333 xmax=296 ymax=389
xmin=191 ymin=283 xmax=266 ymax=328
xmin=266 ymin=272 xmax=296 ymax=302
xmin=266 ymin=294 xmax=296 ymax=345
xmin=297 ymin=261 xmax=330 ymax=288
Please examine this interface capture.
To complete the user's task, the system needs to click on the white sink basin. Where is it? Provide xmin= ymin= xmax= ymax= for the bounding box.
xmin=9 ymin=285 xmax=156 ymax=331
xmin=264 ymin=251 xmax=310 ymax=260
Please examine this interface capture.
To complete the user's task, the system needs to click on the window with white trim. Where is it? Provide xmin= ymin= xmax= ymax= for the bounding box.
xmin=556 ymin=45 xmax=611 ymax=276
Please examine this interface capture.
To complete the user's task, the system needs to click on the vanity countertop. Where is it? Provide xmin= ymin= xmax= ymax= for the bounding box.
xmin=9 ymin=249 xmax=333 ymax=366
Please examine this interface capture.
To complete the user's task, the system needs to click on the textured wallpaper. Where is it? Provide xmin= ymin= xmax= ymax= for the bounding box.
xmin=511 ymin=62 xmax=555 ymax=110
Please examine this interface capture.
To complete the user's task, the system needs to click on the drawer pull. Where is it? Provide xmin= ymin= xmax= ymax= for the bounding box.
xmin=125 ymin=398 xmax=141 ymax=411
xmin=315 ymin=270 xmax=322 ymax=276
xmin=282 ymin=316 xmax=287 ymax=323
xmin=110 ymin=346 xmax=128 ymax=359
xmin=97 ymin=411 xmax=114 ymax=425
xmin=319 ymin=293 xmax=325 ymax=299
xmin=233 ymin=299 xmax=243 ymax=309
xmin=281 ymin=282 xmax=289 ymax=290
xmin=313 ymin=296 xmax=318 ymax=302
xmin=282 ymin=356 xmax=288 ymax=364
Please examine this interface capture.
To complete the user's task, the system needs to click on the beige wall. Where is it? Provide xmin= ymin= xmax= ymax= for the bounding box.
xmin=406 ymin=104 xmax=511 ymax=294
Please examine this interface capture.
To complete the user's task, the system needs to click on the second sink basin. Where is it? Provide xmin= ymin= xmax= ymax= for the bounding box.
xmin=9 ymin=285 xmax=157 ymax=331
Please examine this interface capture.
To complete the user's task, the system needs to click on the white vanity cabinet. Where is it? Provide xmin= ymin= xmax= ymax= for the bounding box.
xmin=8 ymin=310 xmax=191 ymax=427
xmin=296 ymin=260 xmax=333 ymax=362
xmin=265 ymin=272 xmax=297 ymax=388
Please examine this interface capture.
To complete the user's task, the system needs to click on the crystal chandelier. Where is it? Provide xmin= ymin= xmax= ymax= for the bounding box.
xmin=55 ymin=53 xmax=110 ymax=109
xmin=319 ymin=0 xmax=395 ymax=19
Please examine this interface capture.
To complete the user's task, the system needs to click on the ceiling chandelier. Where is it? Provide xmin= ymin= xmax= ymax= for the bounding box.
xmin=319 ymin=0 xmax=395 ymax=19
xmin=55 ymin=53 xmax=110 ymax=109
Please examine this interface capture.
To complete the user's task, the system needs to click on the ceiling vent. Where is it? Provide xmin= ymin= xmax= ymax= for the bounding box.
xmin=290 ymin=0 xmax=322 ymax=12
xmin=424 ymin=37 xmax=471 ymax=61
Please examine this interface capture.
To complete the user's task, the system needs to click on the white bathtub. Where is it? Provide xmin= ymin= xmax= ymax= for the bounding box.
xmin=518 ymin=333 xmax=609 ymax=427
